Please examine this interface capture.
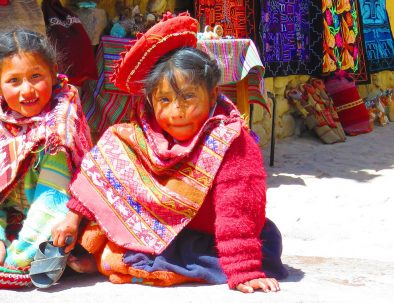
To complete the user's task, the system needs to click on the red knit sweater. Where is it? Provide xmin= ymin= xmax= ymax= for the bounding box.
xmin=67 ymin=129 xmax=267 ymax=288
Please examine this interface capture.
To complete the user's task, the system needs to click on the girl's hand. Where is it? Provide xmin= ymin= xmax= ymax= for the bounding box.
xmin=236 ymin=277 xmax=280 ymax=293
xmin=52 ymin=211 xmax=82 ymax=253
xmin=0 ymin=241 xmax=5 ymax=265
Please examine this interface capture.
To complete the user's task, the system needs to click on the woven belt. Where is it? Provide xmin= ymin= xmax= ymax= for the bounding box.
xmin=335 ymin=99 xmax=364 ymax=112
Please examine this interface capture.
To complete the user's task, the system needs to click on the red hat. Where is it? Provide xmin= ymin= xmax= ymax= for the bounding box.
xmin=111 ymin=12 xmax=198 ymax=94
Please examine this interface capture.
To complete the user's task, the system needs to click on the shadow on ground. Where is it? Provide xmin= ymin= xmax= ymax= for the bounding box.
xmin=264 ymin=123 xmax=394 ymax=188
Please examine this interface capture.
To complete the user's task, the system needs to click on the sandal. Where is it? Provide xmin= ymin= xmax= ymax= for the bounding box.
xmin=29 ymin=237 xmax=73 ymax=288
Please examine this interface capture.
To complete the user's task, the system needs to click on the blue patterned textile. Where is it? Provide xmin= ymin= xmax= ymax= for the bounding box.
xmin=360 ymin=0 xmax=394 ymax=72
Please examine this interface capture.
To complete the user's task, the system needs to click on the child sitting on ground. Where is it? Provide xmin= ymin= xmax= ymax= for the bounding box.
xmin=0 ymin=28 xmax=92 ymax=288
xmin=52 ymin=13 xmax=288 ymax=293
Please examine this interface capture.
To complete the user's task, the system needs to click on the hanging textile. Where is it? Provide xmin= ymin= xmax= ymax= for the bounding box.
xmin=359 ymin=0 xmax=394 ymax=72
xmin=257 ymin=0 xmax=323 ymax=77
xmin=194 ymin=0 xmax=259 ymax=41
xmin=322 ymin=0 xmax=369 ymax=83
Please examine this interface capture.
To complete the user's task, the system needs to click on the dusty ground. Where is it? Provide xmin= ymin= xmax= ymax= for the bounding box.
xmin=3 ymin=122 xmax=394 ymax=303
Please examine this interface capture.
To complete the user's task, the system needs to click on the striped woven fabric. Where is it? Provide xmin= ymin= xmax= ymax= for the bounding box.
xmin=98 ymin=36 xmax=136 ymax=94
xmin=81 ymin=78 xmax=141 ymax=141
xmin=0 ymin=266 xmax=31 ymax=289
xmin=198 ymin=39 xmax=267 ymax=109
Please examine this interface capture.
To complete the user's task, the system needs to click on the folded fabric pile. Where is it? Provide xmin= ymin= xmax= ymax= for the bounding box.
xmin=285 ymin=77 xmax=346 ymax=144
xmin=324 ymin=71 xmax=372 ymax=135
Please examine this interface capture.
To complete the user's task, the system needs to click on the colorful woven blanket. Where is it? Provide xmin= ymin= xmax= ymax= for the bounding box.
xmin=359 ymin=0 xmax=394 ymax=72
xmin=322 ymin=0 xmax=369 ymax=83
xmin=70 ymin=95 xmax=243 ymax=254
xmin=195 ymin=0 xmax=258 ymax=40
xmin=258 ymin=0 xmax=323 ymax=77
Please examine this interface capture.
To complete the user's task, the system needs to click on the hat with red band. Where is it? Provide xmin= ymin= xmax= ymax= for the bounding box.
xmin=111 ymin=12 xmax=199 ymax=95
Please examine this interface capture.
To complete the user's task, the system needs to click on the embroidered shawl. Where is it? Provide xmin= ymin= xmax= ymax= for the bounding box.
xmin=322 ymin=0 xmax=369 ymax=83
xmin=70 ymin=95 xmax=243 ymax=254
xmin=0 ymin=75 xmax=92 ymax=203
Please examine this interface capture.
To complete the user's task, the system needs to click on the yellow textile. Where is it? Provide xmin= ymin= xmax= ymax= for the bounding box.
xmin=388 ymin=1 xmax=394 ymax=35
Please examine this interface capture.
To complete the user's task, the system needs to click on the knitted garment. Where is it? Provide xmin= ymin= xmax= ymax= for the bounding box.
xmin=0 ymin=74 xmax=92 ymax=203
xmin=68 ymin=95 xmax=243 ymax=254
xmin=0 ymin=151 xmax=71 ymax=268
xmin=0 ymin=266 xmax=31 ymax=289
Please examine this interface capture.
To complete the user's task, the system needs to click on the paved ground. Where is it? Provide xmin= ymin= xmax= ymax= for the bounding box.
xmin=3 ymin=122 xmax=394 ymax=303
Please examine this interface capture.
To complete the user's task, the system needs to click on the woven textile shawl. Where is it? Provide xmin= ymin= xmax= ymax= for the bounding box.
xmin=70 ymin=96 xmax=243 ymax=254
xmin=0 ymin=75 xmax=92 ymax=203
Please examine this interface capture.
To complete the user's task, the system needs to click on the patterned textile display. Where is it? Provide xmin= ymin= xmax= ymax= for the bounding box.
xmin=359 ymin=0 xmax=394 ymax=72
xmin=258 ymin=0 xmax=323 ymax=77
xmin=285 ymin=78 xmax=346 ymax=144
xmin=70 ymin=96 xmax=243 ymax=255
xmin=323 ymin=0 xmax=369 ymax=83
xmin=194 ymin=0 xmax=259 ymax=41
xmin=0 ymin=75 xmax=92 ymax=203
xmin=83 ymin=38 xmax=267 ymax=138
xmin=324 ymin=71 xmax=372 ymax=135
xmin=0 ymin=266 xmax=31 ymax=289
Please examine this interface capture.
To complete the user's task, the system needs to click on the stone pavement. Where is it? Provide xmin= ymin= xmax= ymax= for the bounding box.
xmin=3 ymin=123 xmax=394 ymax=303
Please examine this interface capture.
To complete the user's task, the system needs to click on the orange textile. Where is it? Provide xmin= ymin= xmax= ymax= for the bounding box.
xmin=79 ymin=222 xmax=203 ymax=286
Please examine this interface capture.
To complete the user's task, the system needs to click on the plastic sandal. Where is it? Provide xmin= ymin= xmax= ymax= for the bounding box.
xmin=29 ymin=237 xmax=73 ymax=288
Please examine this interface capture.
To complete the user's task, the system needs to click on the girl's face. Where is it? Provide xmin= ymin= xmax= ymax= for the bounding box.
xmin=0 ymin=52 xmax=57 ymax=117
xmin=151 ymin=70 xmax=217 ymax=141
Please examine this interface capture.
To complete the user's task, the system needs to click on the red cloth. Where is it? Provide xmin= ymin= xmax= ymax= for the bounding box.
xmin=41 ymin=0 xmax=98 ymax=86
xmin=68 ymin=129 xmax=267 ymax=288
xmin=0 ymin=0 xmax=9 ymax=6
xmin=324 ymin=72 xmax=372 ymax=135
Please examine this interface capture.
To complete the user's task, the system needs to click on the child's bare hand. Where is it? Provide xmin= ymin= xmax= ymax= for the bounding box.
xmin=236 ymin=277 xmax=280 ymax=293
xmin=52 ymin=211 xmax=81 ymax=253
xmin=0 ymin=241 xmax=5 ymax=265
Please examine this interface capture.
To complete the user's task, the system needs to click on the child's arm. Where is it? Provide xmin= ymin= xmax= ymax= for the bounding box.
xmin=52 ymin=189 xmax=96 ymax=252
xmin=51 ymin=210 xmax=82 ymax=253
xmin=212 ymin=129 xmax=279 ymax=293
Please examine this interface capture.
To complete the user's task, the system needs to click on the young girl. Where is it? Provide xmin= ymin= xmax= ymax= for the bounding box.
xmin=0 ymin=28 xmax=92 ymax=286
xmin=52 ymin=14 xmax=288 ymax=293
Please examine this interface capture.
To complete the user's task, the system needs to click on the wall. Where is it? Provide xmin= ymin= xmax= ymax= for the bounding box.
xmin=252 ymin=70 xmax=394 ymax=147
